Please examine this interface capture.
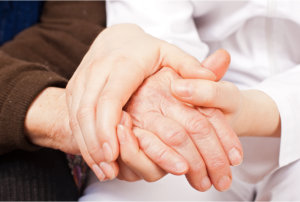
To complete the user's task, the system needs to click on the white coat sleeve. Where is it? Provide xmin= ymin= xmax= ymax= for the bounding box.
xmin=106 ymin=0 xmax=209 ymax=61
xmin=255 ymin=66 xmax=300 ymax=167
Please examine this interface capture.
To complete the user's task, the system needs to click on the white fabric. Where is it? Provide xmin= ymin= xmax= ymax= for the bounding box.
xmin=105 ymin=0 xmax=300 ymax=168
xmin=80 ymin=158 xmax=300 ymax=201
xmin=81 ymin=0 xmax=300 ymax=200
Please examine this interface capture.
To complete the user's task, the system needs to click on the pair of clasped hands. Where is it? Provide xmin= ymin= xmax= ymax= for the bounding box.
xmin=26 ymin=24 xmax=246 ymax=192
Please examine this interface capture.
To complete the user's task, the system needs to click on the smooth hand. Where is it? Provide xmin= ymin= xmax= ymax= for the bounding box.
xmin=171 ymin=81 xmax=281 ymax=137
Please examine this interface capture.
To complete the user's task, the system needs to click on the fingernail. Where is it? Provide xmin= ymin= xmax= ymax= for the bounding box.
xmin=171 ymin=80 xmax=193 ymax=97
xmin=99 ymin=162 xmax=115 ymax=180
xmin=103 ymin=142 xmax=113 ymax=162
xmin=202 ymin=49 xmax=230 ymax=81
xmin=117 ymin=124 xmax=126 ymax=145
xmin=201 ymin=176 xmax=212 ymax=190
xmin=218 ymin=176 xmax=231 ymax=191
xmin=174 ymin=161 xmax=188 ymax=173
xmin=228 ymin=148 xmax=242 ymax=166
xmin=92 ymin=164 xmax=106 ymax=181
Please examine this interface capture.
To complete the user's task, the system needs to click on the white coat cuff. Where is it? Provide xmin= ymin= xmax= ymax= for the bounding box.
xmin=255 ymin=68 xmax=300 ymax=167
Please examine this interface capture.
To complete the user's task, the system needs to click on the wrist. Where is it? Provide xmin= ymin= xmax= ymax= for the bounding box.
xmin=25 ymin=87 xmax=72 ymax=150
xmin=238 ymin=90 xmax=281 ymax=137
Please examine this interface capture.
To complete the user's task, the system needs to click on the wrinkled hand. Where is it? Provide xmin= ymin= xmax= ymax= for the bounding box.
xmin=124 ymin=66 xmax=243 ymax=192
xmin=25 ymin=87 xmax=79 ymax=155
xmin=117 ymin=111 xmax=190 ymax=182
xmin=24 ymin=86 xmax=174 ymax=182
xmin=65 ymin=24 xmax=216 ymax=181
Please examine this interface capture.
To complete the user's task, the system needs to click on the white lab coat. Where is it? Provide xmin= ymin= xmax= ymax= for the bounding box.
xmin=80 ymin=1 xmax=300 ymax=200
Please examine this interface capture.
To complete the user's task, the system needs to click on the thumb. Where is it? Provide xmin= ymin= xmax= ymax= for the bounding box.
xmin=202 ymin=49 xmax=231 ymax=81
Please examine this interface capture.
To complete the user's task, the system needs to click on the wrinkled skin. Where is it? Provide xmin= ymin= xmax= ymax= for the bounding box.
xmin=124 ymin=67 xmax=243 ymax=191
xmin=65 ymin=24 xmax=215 ymax=180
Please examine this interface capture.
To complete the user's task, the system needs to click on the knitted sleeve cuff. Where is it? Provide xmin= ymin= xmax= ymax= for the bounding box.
xmin=0 ymin=69 xmax=67 ymax=154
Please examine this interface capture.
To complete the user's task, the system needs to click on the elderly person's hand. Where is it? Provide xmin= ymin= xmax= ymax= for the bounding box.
xmin=117 ymin=50 xmax=243 ymax=192
xmin=116 ymin=111 xmax=189 ymax=182
xmin=25 ymin=87 xmax=78 ymax=155
xmin=24 ymin=87 xmax=185 ymax=181
xmin=25 ymin=48 xmax=242 ymax=192
xmin=65 ymin=24 xmax=217 ymax=180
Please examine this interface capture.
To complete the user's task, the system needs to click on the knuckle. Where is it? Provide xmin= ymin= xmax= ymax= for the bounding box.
xmin=153 ymin=147 xmax=169 ymax=164
xmin=137 ymin=134 xmax=151 ymax=150
xmin=77 ymin=105 xmax=94 ymax=122
xmin=208 ymin=158 xmax=228 ymax=171
xmin=198 ymin=107 xmax=220 ymax=118
xmin=164 ymin=129 xmax=188 ymax=146
xmin=186 ymin=117 xmax=212 ymax=137
xmin=192 ymin=161 xmax=206 ymax=172
xmin=157 ymin=67 xmax=180 ymax=83
xmin=138 ymin=135 xmax=157 ymax=156
xmin=87 ymin=144 xmax=102 ymax=162
xmin=188 ymin=161 xmax=207 ymax=177
xmin=159 ymin=67 xmax=175 ymax=76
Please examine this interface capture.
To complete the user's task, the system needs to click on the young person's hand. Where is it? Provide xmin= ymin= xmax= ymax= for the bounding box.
xmin=65 ymin=24 xmax=217 ymax=180
xmin=171 ymin=80 xmax=281 ymax=138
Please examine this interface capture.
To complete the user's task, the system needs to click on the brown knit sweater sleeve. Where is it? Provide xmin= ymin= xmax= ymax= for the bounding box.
xmin=0 ymin=1 xmax=106 ymax=155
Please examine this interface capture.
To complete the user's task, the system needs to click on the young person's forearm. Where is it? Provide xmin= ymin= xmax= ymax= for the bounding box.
xmin=239 ymin=90 xmax=281 ymax=137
